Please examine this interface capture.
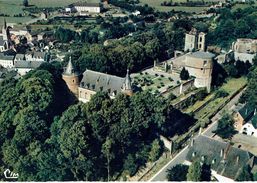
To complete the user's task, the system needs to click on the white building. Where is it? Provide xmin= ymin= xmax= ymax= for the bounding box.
xmin=71 ymin=2 xmax=101 ymax=14
xmin=14 ymin=60 xmax=45 ymax=76
xmin=240 ymin=111 xmax=257 ymax=137
xmin=0 ymin=53 xmax=15 ymax=68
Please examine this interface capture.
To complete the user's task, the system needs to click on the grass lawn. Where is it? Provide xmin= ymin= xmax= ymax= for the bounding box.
xmin=133 ymin=73 xmax=174 ymax=92
xmin=231 ymin=2 xmax=257 ymax=11
xmin=0 ymin=0 xmax=99 ymax=26
xmin=139 ymin=0 xmax=209 ymax=13
xmin=194 ymin=77 xmax=247 ymax=119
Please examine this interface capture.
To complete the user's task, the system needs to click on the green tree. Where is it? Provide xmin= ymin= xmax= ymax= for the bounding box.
xmin=201 ymin=163 xmax=211 ymax=181
xmin=23 ymin=0 xmax=29 ymax=7
xmin=236 ymin=165 xmax=253 ymax=181
xmin=102 ymin=137 xmax=114 ymax=181
xmin=187 ymin=160 xmax=202 ymax=181
xmin=123 ymin=154 xmax=138 ymax=176
xmin=167 ymin=164 xmax=189 ymax=181
xmin=180 ymin=67 xmax=189 ymax=80
xmin=253 ymin=54 xmax=257 ymax=66
xmin=213 ymin=113 xmax=236 ymax=139
xmin=148 ymin=139 xmax=163 ymax=162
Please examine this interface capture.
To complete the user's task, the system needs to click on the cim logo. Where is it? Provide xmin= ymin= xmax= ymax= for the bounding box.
xmin=4 ymin=169 xmax=18 ymax=179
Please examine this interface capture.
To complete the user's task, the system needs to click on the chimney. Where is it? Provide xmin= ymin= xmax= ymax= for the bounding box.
xmin=191 ymin=139 xmax=194 ymax=147
xmin=220 ymin=149 xmax=224 ymax=158
xmin=254 ymin=108 xmax=256 ymax=116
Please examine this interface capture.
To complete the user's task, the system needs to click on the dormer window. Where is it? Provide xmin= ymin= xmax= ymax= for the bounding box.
xmin=201 ymin=156 xmax=205 ymax=161
xmin=212 ymin=159 xmax=216 ymax=164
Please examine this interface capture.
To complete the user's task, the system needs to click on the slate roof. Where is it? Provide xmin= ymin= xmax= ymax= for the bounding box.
xmin=14 ymin=60 xmax=44 ymax=69
xmin=186 ymin=135 xmax=256 ymax=180
xmin=15 ymin=54 xmax=26 ymax=61
xmin=238 ymin=104 xmax=255 ymax=121
xmin=0 ymin=53 xmax=15 ymax=60
xmin=26 ymin=51 xmax=45 ymax=59
xmin=0 ymin=35 xmax=5 ymax=46
xmin=251 ymin=114 xmax=257 ymax=129
xmin=63 ymin=58 xmax=78 ymax=76
xmin=190 ymin=51 xmax=215 ymax=59
xmin=80 ymin=69 xmax=125 ymax=95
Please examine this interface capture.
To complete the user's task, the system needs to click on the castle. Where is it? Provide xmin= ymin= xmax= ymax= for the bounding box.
xmin=62 ymin=58 xmax=133 ymax=103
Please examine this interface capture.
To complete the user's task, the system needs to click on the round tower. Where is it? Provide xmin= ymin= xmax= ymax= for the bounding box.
xmin=62 ymin=57 xmax=79 ymax=96
xmin=122 ymin=69 xmax=133 ymax=96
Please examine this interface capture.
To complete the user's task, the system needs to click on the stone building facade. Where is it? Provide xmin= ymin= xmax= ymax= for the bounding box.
xmin=184 ymin=28 xmax=206 ymax=52
xmin=172 ymin=51 xmax=214 ymax=92
xmin=232 ymin=38 xmax=257 ymax=63
xmin=62 ymin=58 xmax=80 ymax=96
xmin=62 ymin=59 xmax=133 ymax=102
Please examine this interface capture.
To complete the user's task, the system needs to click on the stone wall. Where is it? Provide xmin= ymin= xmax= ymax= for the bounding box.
xmin=171 ymin=79 xmax=195 ymax=96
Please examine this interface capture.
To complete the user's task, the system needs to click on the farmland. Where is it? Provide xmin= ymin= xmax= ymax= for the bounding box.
xmin=139 ymin=0 xmax=209 ymax=13
xmin=0 ymin=0 xmax=99 ymax=25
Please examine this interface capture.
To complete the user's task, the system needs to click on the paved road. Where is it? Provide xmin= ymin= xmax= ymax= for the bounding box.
xmin=149 ymin=88 xmax=246 ymax=181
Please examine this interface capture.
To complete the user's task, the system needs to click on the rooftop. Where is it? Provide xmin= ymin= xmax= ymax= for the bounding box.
xmin=251 ymin=113 xmax=257 ymax=129
xmin=0 ymin=53 xmax=15 ymax=60
xmin=187 ymin=135 xmax=256 ymax=180
xmin=80 ymin=69 xmax=126 ymax=95
xmin=189 ymin=51 xmax=215 ymax=59
xmin=238 ymin=104 xmax=255 ymax=121
xmin=14 ymin=60 xmax=44 ymax=69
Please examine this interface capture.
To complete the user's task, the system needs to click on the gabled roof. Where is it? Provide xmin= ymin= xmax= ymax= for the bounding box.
xmin=186 ymin=135 xmax=256 ymax=180
xmin=0 ymin=53 xmax=15 ymax=60
xmin=238 ymin=104 xmax=255 ymax=121
xmin=80 ymin=69 xmax=125 ymax=95
xmin=14 ymin=60 xmax=44 ymax=69
xmin=251 ymin=114 xmax=257 ymax=129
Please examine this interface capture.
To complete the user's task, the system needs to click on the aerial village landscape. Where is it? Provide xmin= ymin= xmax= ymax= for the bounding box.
xmin=0 ymin=0 xmax=257 ymax=182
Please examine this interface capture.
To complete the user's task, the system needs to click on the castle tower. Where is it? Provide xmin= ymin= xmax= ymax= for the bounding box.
xmin=122 ymin=69 xmax=133 ymax=96
xmin=62 ymin=57 xmax=79 ymax=96
xmin=197 ymin=32 xmax=206 ymax=51
xmin=184 ymin=28 xmax=198 ymax=52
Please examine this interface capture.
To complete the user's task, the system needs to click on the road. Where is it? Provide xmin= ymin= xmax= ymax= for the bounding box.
xmin=149 ymin=88 xmax=246 ymax=181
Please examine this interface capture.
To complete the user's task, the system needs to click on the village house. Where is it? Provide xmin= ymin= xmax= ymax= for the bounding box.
xmin=186 ymin=135 xmax=257 ymax=181
xmin=0 ymin=52 xmax=15 ymax=68
xmin=233 ymin=104 xmax=255 ymax=131
xmin=62 ymin=58 xmax=133 ymax=102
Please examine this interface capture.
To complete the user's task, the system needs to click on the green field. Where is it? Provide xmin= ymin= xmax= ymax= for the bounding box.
xmin=0 ymin=0 xmax=99 ymax=25
xmin=139 ymin=0 xmax=209 ymax=13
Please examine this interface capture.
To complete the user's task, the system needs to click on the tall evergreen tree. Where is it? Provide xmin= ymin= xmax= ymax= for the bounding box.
xmin=187 ymin=160 xmax=202 ymax=181
xmin=180 ymin=67 xmax=189 ymax=80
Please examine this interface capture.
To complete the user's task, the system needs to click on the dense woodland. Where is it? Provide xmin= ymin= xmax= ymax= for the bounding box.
xmin=0 ymin=63 xmax=195 ymax=181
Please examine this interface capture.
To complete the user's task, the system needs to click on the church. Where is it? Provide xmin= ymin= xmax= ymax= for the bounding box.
xmin=62 ymin=58 xmax=133 ymax=103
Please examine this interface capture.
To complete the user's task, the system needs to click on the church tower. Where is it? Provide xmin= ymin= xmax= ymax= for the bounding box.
xmin=122 ymin=69 xmax=133 ymax=96
xmin=62 ymin=57 xmax=79 ymax=96
xmin=2 ymin=19 xmax=8 ymax=41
